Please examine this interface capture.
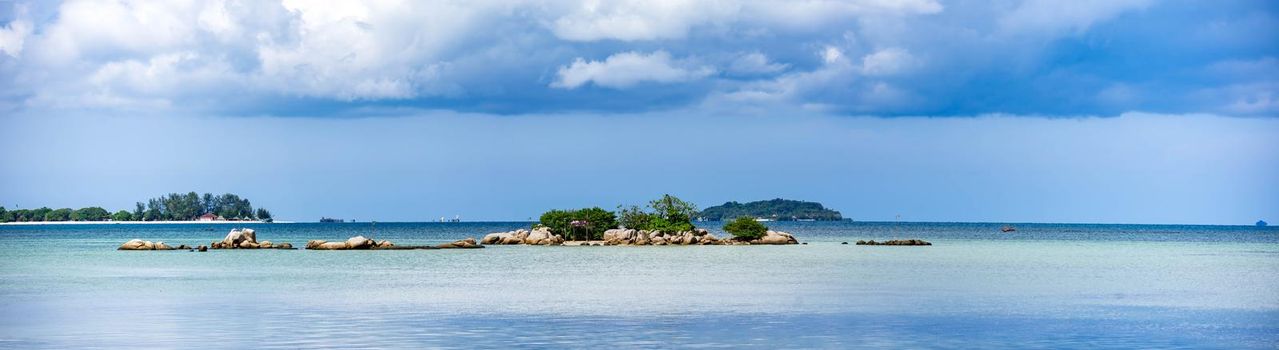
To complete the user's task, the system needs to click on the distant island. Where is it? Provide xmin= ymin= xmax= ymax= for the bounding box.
xmin=0 ymin=192 xmax=272 ymax=223
xmin=698 ymin=198 xmax=842 ymax=221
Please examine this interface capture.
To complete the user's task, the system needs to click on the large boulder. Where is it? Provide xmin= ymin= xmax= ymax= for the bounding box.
xmin=677 ymin=232 xmax=696 ymax=245
xmin=118 ymin=239 xmax=153 ymax=250
xmin=317 ymin=241 xmax=349 ymax=250
xmin=222 ymin=228 xmax=257 ymax=247
xmin=698 ymin=233 xmax=721 ymax=245
xmin=634 ymin=230 xmax=653 ymax=245
xmin=604 ymin=229 xmax=641 ymax=245
xmin=524 ymin=227 xmax=550 ymax=245
xmin=306 ymin=240 xmax=352 ymax=250
xmin=524 ymin=227 xmax=563 ymax=245
xmin=650 ymin=235 xmax=667 ymax=245
xmin=483 ymin=229 xmax=531 ymax=245
xmin=345 ymin=236 xmax=374 ymax=249
xmin=481 ymin=232 xmax=503 ymax=244
xmin=753 ymin=231 xmax=799 ymax=245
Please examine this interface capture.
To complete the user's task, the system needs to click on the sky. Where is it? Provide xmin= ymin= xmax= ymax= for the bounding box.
xmin=0 ymin=0 xmax=1276 ymax=224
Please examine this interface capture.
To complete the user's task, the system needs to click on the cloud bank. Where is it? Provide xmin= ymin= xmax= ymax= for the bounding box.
xmin=0 ymin=0 xmax=1274 ymax=117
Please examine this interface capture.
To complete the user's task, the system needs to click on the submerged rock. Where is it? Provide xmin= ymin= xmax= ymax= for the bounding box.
xmin=436 ymin=237 xmax=483 ymax=249
xmin=856 ymin=239 xmax=931 ymax=246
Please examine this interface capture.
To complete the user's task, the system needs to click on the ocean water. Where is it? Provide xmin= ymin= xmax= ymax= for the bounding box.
xmin=0 ymin=221 xmax=1276 ymax=349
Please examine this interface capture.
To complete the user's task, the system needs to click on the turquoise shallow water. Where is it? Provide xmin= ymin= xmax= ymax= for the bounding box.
xmin=1 ymin=222 xmax=1276 ymax=348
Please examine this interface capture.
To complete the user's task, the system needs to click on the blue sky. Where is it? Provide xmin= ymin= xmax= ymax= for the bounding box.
xmin=0 ymin=0 xmax=1276 ymax=224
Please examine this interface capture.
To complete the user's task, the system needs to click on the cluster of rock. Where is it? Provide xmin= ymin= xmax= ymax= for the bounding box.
xmin=482 ymin=227 xmax=799 ymax=246
xmin=306 ymin=235 xmax=389 ymax=250
xmin=210 ymin=228 xmax=294 ymax=249
xmin=856 ymin=239 xmax=932 ymax=246
xmin=118 ymin=239 xmax=196 ymax=251
xmin=602 ymin=228 xmax=722 ymax=245
xmin=481 ymin=227 xmax=565 ymax=245
xmin=306 ymin=236 xmax=482 ymax=250
xmin=118 ymin=229 xmax=482 ymax=251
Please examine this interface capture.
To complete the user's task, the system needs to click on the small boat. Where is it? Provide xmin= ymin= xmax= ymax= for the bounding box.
xmin=1001 ymin=225 xmax=1016 ymax=232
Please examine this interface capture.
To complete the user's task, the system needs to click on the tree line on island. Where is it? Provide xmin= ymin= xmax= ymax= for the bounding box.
xmin=697 ymin=198 xmax=842 ymax=221
xmin=535 ymin=194 xmax=799 ymax=241
xmin=0 ymin=192 xmax=272 ymax=223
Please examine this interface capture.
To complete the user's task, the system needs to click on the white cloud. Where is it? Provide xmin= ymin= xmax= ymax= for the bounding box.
xmin=9 ymin=0 xmax=515 ymax=107
xmin=822 ymin=46 xmax=845 ymax=65
xmin=742 ymin=0 xmax=942 ymax=30
xmin=551 ymin=50 xmax=713 ymax=89
xmin=547 ymin=0 xmax=942 ymax=42
xmin=999 ymin=0 xmax=1152 ymax=35
xmin=727 ymin=52 xmax=787 ymax=75
xmin=710 ymin=45 xmax=923 ymax=113
xmin=254 ymin=1 xmax=503 ymax=100
xmin=0 ymin=18 xmax=31 ymax=58
xmin=547 ymin=0 xmax=735 ymax=41
xmin=860 ymin=48 xmax=917 ymax=76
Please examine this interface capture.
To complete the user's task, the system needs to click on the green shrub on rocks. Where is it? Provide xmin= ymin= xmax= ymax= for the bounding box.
xmin=723 ymin=216 xmax=768 ymax=240
xmin=617 ymin=205 xmax=653 ymax=230
xmin=616 ymin=194 xmax=699 ymax=233
xmin=538 ymin=207 xmax=618 ymax=240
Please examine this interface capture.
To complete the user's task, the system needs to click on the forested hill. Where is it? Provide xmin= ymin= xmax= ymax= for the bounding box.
xmin=698 ymin=199 xmax=842 ymax=221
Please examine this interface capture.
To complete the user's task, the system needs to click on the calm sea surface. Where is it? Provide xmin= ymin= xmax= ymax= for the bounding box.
xmin=1 ymin=221 xmax=1276 ymax=349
